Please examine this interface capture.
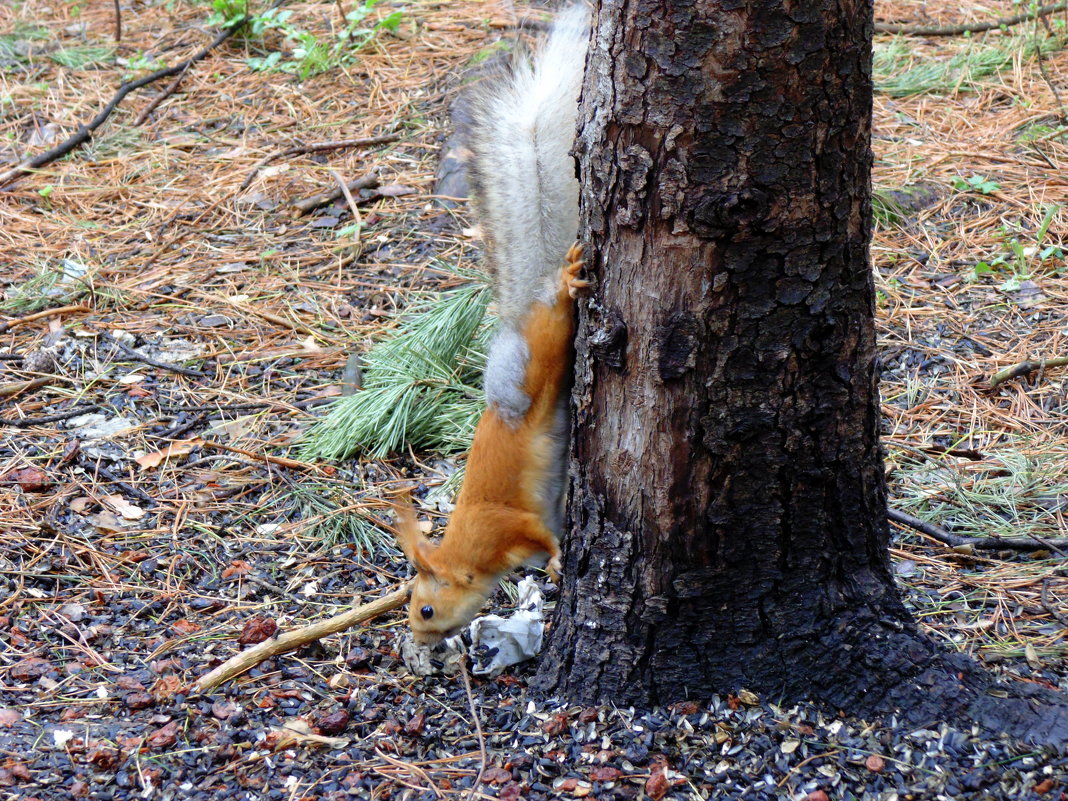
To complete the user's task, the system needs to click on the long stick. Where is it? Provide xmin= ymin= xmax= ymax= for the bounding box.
xmin=193 ymin=585 xmax=410 ymax=692
xmin=988 ymin=356 xmax=1068 ymax=388
xmin=875 ymin=1 xmax=1067 ymax=36
xmin=0 ymin=7 xmax=277 ymax=187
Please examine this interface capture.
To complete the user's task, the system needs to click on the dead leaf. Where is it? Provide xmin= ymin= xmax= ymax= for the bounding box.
xmin=1 ymin=466 xmax=49 ymax=492
xmin=482 ymin=767 xmax=512 ymax=785
xmin=237 ymin=616 xmax=277 ymax=645
xmin=69 ymin=497 xmax=93 ymax=513
xmin=0 ymin=709 xmax=22 ymax=727
xmin=590 ymin=766 xmax=621 ymax=781
xmin=212 ymin=701 xmax=240 ymax=720
xmin=645 ymin=767 xmax=669 ymax=801
xmin=151 ymin=675 xmax=183 ymax=701
xmin=89 ymin=511 xmax=125 ymax=532
xmin=135 ymin=439 xmax=201 ymax=470
xmin=221 ymin=560 xmax=252 ymax=579
xmin=9 ymin=658 xmax=49 ymax=682
xmin=102 ymin=495 xmax=145 ymax=521
xmin=273 ymin=720 xmax=348 ymax=750
xmin=1025 ymin=643 xmax=1042 ymax=670
xmin=737 ymin=688 xmax=760 ymax=705
xmin=147 ymin=720 xmax=178 ymax=749
xmin=58 ymin=439 xmax=80 ymax=466
xmin=316 ymin=709 xmax=350 ymax=735
xmin=170 ymin=619 xmax=201 ymax=636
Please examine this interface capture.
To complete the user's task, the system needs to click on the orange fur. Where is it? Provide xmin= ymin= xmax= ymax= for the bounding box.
xmin=400 ymin=246 xmax=587 ymax=644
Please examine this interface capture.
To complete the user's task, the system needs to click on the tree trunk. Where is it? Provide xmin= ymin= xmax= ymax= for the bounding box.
xmin=534 ymin=0 xmax=1068 ymax=744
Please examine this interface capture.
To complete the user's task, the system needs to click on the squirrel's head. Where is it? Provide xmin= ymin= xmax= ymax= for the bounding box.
xmin=394 ymin=499 xmax=491 ymax=646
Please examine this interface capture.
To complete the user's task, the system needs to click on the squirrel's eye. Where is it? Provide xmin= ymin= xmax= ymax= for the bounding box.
xmin=420 ymin=605 xmax=434 ymax=620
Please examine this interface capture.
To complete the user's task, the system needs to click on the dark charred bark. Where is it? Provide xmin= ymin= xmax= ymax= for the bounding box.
xmin=534 ymin=0 xmax=1068 ymax=744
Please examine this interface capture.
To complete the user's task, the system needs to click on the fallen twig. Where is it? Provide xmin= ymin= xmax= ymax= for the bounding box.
xmin=193 ymin=585 xmax=410 ymax=692
xmin=988 ymin=356 xmax=1068 ymax=388
xmin=218 ymin=297 xmax=324 ymax=338
xmin=460 ymin=655 xmax=487 ymax=801
xmin=103 ymin=334 xmax=207 ymax=378
xmin=1041 ymin=579 xmax=1068 ymax=628
xmin=90 ymin=460 xmax=160 ymax=508
xmin=113 ymin=0 xmax=122 ymax=41
xmin=329 ymin=168 xmax=364 ymax=260
xmin=875 ymin=2 xmax=1067 ymax=36
xmin=199 ymin=439 xmax=324 ymax=473
xmin=0 ymin=404 xmax=104 ymax=428
xmin=291 ymin=173 xmax=380 ymax=216
xmin=374 ymin=747 xmax=443 ymax=799
xmin=0 ymin=15 xmax=258 ymax=187
xmin=243 ymin=573 xmax=308 ymax=606
xmin=240 ymin=135 xmax=400 ymax=191
xmin=888 ymin=508 xmax=1068 ymax=552
xmin=133 ymin=64 xmax=190 ymax=126
xmin=0 ymin=377 xmax=53 ymax=400
xmin=0 ymin=304 xmax=92 ymax=334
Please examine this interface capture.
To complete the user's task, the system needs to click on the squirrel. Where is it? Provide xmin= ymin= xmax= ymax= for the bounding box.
xmin=395 ymin=5 xmax=591 ymax=646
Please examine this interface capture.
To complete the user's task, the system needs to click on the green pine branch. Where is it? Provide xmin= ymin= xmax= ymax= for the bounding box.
xmin=300 ymin=281 xmax=492 ymax=461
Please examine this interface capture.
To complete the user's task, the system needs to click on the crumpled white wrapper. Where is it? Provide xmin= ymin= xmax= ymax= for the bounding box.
xmin=400 ymin=577 xmax=546 ymax=678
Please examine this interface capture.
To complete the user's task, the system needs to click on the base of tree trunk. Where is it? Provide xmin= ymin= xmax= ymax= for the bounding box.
xmin=535 ymin=601 xmax=1068 ymax=746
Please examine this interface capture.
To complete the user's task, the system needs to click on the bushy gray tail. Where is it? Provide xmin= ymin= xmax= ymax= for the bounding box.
xmin=466 ymin=4 xmax=589 ymax=326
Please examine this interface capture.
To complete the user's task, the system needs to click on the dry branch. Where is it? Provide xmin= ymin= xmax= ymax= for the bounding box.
xmin=888 ymin=508 xmax=1068 ymax=552
xmin=988 ymin=356 xmax=1068 ymax=388
xmin=0 ymin=15 xmax=258 ymax=187
xmin=291 ymin=173 xmax=380 ymax=216
xmin=240 ymin=135 xmax=400 ymax=191
xmin=104 ymin=334 xmax=207 ymax=378
xmin=199 ymin=439 xmax=324 ymax=473
xmin=0 ymin=304 xmax=92 ymax=334
xmin=0 ymin=404 xmax=103 ymax=428
xmin=0 ymin=377 xmax=53 ymax=400
xmin=329 ymin=168 xmax=364 ymax=260
xmin=875 ymin=2 xmax=1067 ymax=36
xmin=193 ymin=585 xmax=410 ymax=692
xmin=133 ymin=65 xmax=190 ymax=126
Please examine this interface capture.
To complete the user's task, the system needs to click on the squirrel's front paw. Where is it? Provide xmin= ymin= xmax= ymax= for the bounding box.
xmin=562 ymin=243 xmax=590 ymax=299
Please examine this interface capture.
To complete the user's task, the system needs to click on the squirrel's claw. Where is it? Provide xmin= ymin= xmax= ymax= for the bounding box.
xmin=562 ymin=244 xmax=590 ymax=298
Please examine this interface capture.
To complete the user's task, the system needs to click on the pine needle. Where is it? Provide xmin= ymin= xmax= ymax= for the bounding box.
xmin=300 ymin=282 xmax=491 ymax=460
xmin=875 ymin=32 xmax=1066 ymax=97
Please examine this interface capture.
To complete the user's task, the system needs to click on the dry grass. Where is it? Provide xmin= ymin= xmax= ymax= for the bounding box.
xmin=0 ymin=0 xmax=1067 ymax=699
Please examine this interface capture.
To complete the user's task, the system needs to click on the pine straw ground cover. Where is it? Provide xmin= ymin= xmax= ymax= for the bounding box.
xmin=0 ymin=0 xmax=1067 ymax=798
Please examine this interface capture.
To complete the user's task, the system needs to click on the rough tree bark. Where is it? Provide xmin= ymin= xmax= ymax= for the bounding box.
xmin=533 ymin=0 xmax=1068 ymax=744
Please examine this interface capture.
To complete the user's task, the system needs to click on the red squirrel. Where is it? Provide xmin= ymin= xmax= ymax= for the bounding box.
xmin=395 ymin=5 xmax=591 ymax=646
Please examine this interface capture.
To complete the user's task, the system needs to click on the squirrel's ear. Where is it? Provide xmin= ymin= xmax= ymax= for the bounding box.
xmin=393 ymin=494 xmax=437 ymax=577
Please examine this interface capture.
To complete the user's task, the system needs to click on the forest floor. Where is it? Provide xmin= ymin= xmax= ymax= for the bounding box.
xmin=1 ymin=0 xmax=1068 ymax=799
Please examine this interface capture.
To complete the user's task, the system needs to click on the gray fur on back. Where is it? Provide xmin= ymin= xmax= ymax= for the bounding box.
xmin=484 ymin=326 xmax=532 ymax=424
xmin=466 ymin=4 xmax=589 ymax=328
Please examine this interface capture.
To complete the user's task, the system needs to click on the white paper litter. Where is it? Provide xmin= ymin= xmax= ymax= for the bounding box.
xmin=469 ymin=576 xmax=545 ymax=677
xmin=399 ymin=577 xmax=547 ymax=678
